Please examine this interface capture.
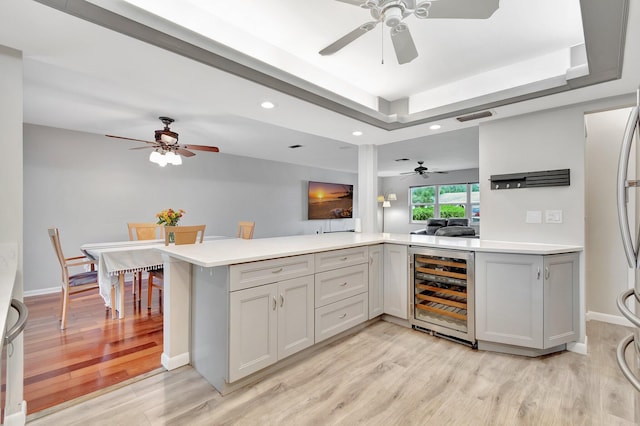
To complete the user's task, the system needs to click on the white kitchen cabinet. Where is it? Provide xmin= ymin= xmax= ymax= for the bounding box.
xmin=383 ymin=244 xmax=408 ymax=319
xmin=229 ymin=275 xmax=314 ymax=381
xmin=368 ymin=244 xmax=384 ymax=319
xmin=315 ymin=293 xmax=368 ymax=343
xmin=475 ymin=252 xmax=579 ymax=351
xmin=315 ymin=263 xmax=368 ymax=307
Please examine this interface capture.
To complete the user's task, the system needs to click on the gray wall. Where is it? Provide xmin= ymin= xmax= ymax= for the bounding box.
xmin=25 ymin=124 xmax=357 ymax=294
xmin=380 ymin=169 xmax=480 ymax=234
xmin=585 ymin=107 xmax=634 ymax=320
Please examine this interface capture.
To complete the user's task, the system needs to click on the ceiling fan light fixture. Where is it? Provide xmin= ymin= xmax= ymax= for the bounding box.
xmin=149 ymin=150 xmax=162 ymax=164
xmin=158 ymin=131 xmax=178 ymax=144
xmin=414 ymin=1 xmax=432 ymax=18
xmin=362 ymin=0 xmax=378 ymax=9
xmin=383 ymin=6 xmax=403 ymax=27
xmin=157 ymin=153 xmax=168 ymax=167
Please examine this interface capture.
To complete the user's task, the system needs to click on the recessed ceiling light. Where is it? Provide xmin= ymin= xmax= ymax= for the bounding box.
xmin=352 ymin=131 xmax=363 ymax=136
xmin=430 ymin=124 xmax=441 ymax=130
xmin=260 ymin=101 xmax=276 ymax=109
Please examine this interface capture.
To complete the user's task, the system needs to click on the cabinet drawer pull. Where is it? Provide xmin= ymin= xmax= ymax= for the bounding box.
xmin=536 ymin=267 xmax=540 ymax=280
xmin=272 ymin=267 xmax=283 ymax=274
xmin=338 ymin=313 xmax=347 ymax=319
xmin=280 ymin=294 xmax=284 ymax=307
xmin=272 ymin=296 xmax=277 ymax=310
xmin=369 ymin=256 xmax=373 ymax=265
xmin=544 ymin=267 xmax=550 ymax=280
xmin=339 ymin=282 xmax=348 ymax=287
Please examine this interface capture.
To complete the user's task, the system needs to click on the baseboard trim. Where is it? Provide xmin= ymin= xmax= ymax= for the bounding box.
xmin=586 ymin=311 xmax=633 ymax=327
xmin=162 ymin=352 xmax=190 ymax=371
xmin=567 ymin=337 xmax=588 ymax=355
xmin=24 ymin=287 xmax=59 ymax=297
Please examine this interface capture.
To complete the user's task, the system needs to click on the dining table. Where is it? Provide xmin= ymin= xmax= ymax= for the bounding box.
xmin=81 ymin=239 xmax=164 ymax=318
xmin=81 ymin=236 xmax=227 ymax=319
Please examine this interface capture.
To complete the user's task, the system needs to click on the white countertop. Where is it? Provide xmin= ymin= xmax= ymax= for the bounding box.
xmin=157 ymin=232 xmax=583 ymax=268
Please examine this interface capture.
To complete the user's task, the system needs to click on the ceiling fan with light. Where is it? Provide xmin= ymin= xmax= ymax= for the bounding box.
xmin=106 ymin=117 xmax=219 ymax=166
xmin=320 ymin=0 xmax=499 ymax=64
xmin=401 ymin=160 xmax=448 ymax=177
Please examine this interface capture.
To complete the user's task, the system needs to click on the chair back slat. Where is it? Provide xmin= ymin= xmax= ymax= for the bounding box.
xmin=48 ymin=228 xmax=66 ymax=270
xmin=238 ymin=221 xmax=255 ymax=239
xmin=128 ymin=222 xmax=163 ymax=241
xmin=164 ymin=225 xmax=206 ymax=246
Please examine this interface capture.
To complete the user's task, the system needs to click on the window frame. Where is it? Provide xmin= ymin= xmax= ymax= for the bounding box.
xmin=410 ymin=182 xmax=479 ymax=224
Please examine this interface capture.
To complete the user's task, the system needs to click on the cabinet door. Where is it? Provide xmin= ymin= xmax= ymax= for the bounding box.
xmin=475 ymin=253 xmax=544 ymax=348
xmin=383 ymin=244 xmax=408 ymax=319
xmin=278 ymin=276 xmax=315 ymax=359
xmin=229 ymin=283 xmax=278 ymax=382
xmin=543 ymin=253 xmax=579 ymax=348
xmin=368 ymin=245 xmax=384 ymax=319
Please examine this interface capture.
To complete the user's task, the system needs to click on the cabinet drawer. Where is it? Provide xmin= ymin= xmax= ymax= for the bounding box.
xmin=315 ymin=293 xmax=368 ymax=343
xmin=315 ymin=263 xmax=368 ymax=307
xmin=230 ymin=254 xmax=314 ymax=291
xmin=315 ymin=246 xmax=369 ymax=273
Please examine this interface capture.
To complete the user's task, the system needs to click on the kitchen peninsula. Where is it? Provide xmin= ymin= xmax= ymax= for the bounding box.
xmin=157 ymin=232 xmax=582 ymax=394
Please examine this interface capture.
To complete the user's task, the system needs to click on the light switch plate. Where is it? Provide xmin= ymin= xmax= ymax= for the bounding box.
xmin=545 ymin=210 xmax=563 ymax=224
xmin=526 ymin=210 xmax=542 ymax=223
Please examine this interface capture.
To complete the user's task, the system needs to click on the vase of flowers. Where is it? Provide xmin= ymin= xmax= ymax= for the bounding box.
xmin=156 ymin=208 xmax=185 ymax=242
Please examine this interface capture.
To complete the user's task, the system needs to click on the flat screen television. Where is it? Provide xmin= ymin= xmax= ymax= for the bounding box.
xmin=308 ymin=181 xmax=353 ymax=220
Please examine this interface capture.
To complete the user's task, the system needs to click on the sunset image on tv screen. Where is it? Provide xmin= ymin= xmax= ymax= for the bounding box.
xmin=308 ymin=181 xmax=353 ymax=220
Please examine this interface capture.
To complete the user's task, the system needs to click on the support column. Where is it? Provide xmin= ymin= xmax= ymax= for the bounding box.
xmin=358 ymin=145 xmax=378 ymax=233
xmin=161 ymin=255 xmax=192 ymax=370
xmin=0 ymin=44 xmax=26 ymax=424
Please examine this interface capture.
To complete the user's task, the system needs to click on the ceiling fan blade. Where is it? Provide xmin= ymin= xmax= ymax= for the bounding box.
xmin=106 ymin=134 xmax=156 ymax=145
xmin=390 ymin=24 xmax=418 ymax=64
xmin=176 ymin=148 xmax=196 ymax=157
xmin=319 ymin=21 xmax=378 ymax=56
xmin=129 ymin=146 xmax=155 ymax=150
xmin=182 ymin=144 xmax=220 ymax=153
xmin=427 ymin=0 xmax=499 ymax=19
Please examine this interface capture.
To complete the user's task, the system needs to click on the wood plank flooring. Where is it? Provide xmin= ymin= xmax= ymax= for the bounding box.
xmin=17 ymin=282 xmax=163 ymax=415
xmin=27 ymin=320 xmax=639 ymax=425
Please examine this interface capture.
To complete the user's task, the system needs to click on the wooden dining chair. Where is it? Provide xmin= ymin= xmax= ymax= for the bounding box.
xmin=128 ymin=222 xmax=163 ymax=241
xmin=147 ymin=225 xmax=206 ymax=310
xmin=48 ymin=228 xmax=100 ymax=330
xmin=127 ymin=222 xmax=163 ymax=302
xmin=238 ymin=221 xmax=255 ymax=239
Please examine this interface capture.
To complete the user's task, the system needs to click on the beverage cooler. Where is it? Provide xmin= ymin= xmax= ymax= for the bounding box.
xmin=409 ymin=247 xmax=476 ymax=347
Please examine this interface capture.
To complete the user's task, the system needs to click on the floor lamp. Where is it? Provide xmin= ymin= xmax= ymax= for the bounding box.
xmin=378 ymin=193 xmax=396 ymax=232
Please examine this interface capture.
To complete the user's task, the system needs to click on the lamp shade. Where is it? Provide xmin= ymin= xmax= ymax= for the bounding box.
xmin=382 ymin=201 xmax=391 ymax=208
xmin=377 ymin=195 xmax=385 ymax=203
xmin=387 ymin=193 xmax=397 ymax=201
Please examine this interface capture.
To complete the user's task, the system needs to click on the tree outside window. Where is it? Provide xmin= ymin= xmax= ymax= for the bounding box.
xmin=410 ymin=183 xmax=479 ymax=223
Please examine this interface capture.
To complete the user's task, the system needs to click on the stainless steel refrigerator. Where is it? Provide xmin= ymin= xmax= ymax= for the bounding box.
xmin=616 ymin=92 xmax=640 ymax=394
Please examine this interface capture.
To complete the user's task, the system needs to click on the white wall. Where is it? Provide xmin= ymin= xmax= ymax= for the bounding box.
xmin=478 ymin=107 xmax=585 ymax=245
xmin=0 ymin=45 xmax=23 ymax=257
xmin=25 ymin=124 xmax=357 ymax=294
xmin=585 ymin=107 xmax=634 ymax=320
xmin=380 ymin=169 xmax=480 ymax=234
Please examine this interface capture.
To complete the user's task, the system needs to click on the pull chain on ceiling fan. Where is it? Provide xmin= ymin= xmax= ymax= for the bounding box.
xmin=319 ymin=0 xmax=499 ymax=65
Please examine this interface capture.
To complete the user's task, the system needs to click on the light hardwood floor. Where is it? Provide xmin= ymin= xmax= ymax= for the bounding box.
xmin=27 ymin=320 xmax=639 ymax=425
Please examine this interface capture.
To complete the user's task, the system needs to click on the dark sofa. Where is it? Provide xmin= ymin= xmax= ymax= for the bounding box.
xmin=410 ymin=218 xmax=477 ymax=238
